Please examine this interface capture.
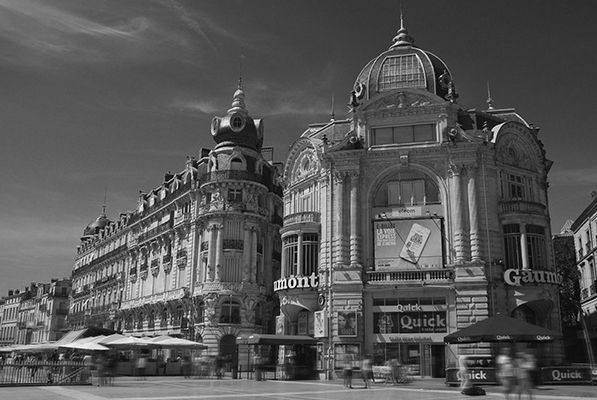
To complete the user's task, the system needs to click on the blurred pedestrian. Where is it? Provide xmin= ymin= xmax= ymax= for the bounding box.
xmin=361 ymin=354 xmax=373 ymax=388
xmin=497 ymin=346 xmax=515 ymax=400
xmin=459 ymin=355 xmax=471 ymax=392
xmin=136 ymin=354 xmax=147 ymax=380
xmin=343 ymin=354 xmax=353 ymax=388
xmin=182 ymin=356 xmax=192 ymax=379
xmin=516 ymin=350 xmax=535 ymax=400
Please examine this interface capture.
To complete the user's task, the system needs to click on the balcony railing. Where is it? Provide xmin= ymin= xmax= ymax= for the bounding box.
xmin=138 ymin=221 xmax=173 ymax=244
xmin=498 ymin=200 xmax=546 ymax=216
xmin=366 ymin=269 xmax=454 ymax=284
xmin=283 ymin=211 xmax=321 ymax=226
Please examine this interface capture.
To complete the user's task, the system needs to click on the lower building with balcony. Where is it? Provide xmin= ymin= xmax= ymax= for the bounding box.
xmin=571 ymin=191 xmax=597 ymax=363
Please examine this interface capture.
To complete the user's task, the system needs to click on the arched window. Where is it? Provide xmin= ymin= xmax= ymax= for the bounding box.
xmin=219 ymin=299 xmax=241 ymax=324
xmin=254 ymin=303 xmax=263 ymax=326
xmin=373 ymin=170 xmax=439 ymax=207
xmin=195 ymin=301 xmax=205 ymax=324
xmin=230 ymin=157 xmax=244 ymax=171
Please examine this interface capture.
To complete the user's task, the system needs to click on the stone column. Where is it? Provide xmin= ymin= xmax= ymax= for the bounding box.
xmin=349 ymin=172 xmax=361 ymax=266
xmin=467 ymin=165 xmax=481 ymax=261
xmin=214 ymin=224 xmax=223 ymax=281
xmin=520 ymin=224 xmax=529 ymax=269
xmin=243 ymin=224 xmax=251 ymax=281
xmin=297 ymin=232 xmax=303 ymax=276
xmin=449 ymin=164 xmax=466 ymax=263
xmin=334 ymin=172 xmax=346 ymax=265
xmin=250 ymin=228 xmax=258 ymax=282
xmin=207 ymin=225 xmax=215 ymax=282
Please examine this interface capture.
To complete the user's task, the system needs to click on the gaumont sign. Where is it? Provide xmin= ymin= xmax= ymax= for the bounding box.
xmin=273 ymin=273 xmax=319 ymax=292
xmin=503 ymin=268 xmax=562 ymax=286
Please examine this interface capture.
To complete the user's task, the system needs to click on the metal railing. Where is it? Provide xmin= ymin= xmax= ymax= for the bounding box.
xmin=0 ymin=360 xmax=88 ymax=385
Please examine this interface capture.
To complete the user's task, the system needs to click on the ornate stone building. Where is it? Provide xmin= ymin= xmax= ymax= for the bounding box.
xmin=70 ymin=83 xmax=283 ymax=364
xmin=276 ymin=20 xmax=563 ymax=377
xmin=16 ymin=280 xmax=71 ymax=344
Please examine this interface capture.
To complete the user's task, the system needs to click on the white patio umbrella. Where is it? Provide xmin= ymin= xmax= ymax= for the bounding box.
xmin=105 ymin=336 xmax=155 ymax=348
xmin=150 ymin=336 xmax=207 ymax=349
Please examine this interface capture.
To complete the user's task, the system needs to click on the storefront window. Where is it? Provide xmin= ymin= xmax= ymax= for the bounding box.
xmin=334 ymin=343 xmax=360 ymax=370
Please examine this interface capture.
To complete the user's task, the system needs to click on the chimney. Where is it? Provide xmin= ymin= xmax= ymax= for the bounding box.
xmin=8 ymin=290 xmax=13 ymax=296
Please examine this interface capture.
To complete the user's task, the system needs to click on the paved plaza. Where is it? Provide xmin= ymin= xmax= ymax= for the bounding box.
xmin=1 ymin=377 xmax=596 ymax=400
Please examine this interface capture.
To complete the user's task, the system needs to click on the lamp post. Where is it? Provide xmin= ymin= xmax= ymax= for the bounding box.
xmin=327 ymin=263 xmax=334 ymax=380
xmin=236 ymin=334 xmax=251 ymax=379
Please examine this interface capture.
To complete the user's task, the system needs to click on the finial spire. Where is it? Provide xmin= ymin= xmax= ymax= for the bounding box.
xmin=238 ymin=55 xmax=244 ymax=90
xmin=486 ymin=81 xmax=494 ymax=110
xmin=391 ymin=3 xmax=414 ymax=48
xmin=229 ymin=56 xmax=247 ymax=114
xmin=101 ymin=188 xmax=107 ymax=216
xmin=330 ymin=94 xmax=335 ymax=121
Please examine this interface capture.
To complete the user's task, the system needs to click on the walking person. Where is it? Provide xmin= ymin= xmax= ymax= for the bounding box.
xmin=360 ymin=354 xmax=373 ymax=388
xmin=516 ymin=350 xmax=535 ymax=400
xmin=342 ymin=354 xmax=353 ymax=389
xmin=136 ymin=354 xmax=147 ymax=380
xmin=459 ymin=355 xmax=471 ymax=393
xmin=496 ymin=346 xmax=515 ymax=400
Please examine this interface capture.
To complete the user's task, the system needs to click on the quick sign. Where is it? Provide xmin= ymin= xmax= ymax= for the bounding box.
xmin=374 ymin=311 xmax=447 ymax=334
xmin=503 ymin=269 xmax=563 ymax=286
xmin=540 ymin=367 xmax=592 ymax=384
xmin=274 ymin=273 xmax=319 ymax=292
xmin=446 ymin=368 xmax=497 ymax=385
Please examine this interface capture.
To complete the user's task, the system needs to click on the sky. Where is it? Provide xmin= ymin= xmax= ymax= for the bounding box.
xmin=1 ymin=0 xmax=596 ymax=297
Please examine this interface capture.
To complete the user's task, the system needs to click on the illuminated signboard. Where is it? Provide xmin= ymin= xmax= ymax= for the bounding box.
xmin=374 ymin=217 xmax=443 ymax=270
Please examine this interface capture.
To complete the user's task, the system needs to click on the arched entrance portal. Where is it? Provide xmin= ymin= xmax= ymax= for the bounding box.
xmin=219 ymin=334 xmax=238 ymax=373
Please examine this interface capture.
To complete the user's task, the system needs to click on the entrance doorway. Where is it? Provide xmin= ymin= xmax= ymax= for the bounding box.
xmin=431 ymin=345 xmax=445 ymax=378
xmin=219 ymin=334 xmax=238 ymax=372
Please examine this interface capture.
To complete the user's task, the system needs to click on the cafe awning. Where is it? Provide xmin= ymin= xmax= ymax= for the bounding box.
xmin=444 ymin=314 xmax=562 ymax=344
xmin=245 ymin=334 xmax=317 ymax=346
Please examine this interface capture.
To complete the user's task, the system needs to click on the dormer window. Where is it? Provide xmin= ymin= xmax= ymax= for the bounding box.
xmin=230 ymin=113 xmax=245 ymax=132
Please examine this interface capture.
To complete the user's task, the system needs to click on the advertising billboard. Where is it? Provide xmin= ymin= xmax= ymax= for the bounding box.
xmin=338 ymin=310 xmax=358 ymax=337
xmin=374 ymin=217 xmax=443 ymax=270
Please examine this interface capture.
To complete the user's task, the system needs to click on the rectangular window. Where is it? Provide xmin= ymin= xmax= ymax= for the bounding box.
xmin=372 ymin=124 xmax=436 ymax=146
xmin=507 ymin=174 xmax=526 ymax=200
xmin=526 ymin=224 xmax=547 ymax=269
xmin=283 ymin=235 xmax=299 ymax=276
xmin=228 ymin=188 xmax=242 ymax=203
xmin=503 ymin=224 xmax=523 ymax=269
xmin=301 ymin=233 xmax=319 ymax=276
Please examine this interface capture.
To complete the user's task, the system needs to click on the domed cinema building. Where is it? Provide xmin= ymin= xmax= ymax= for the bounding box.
xmin=277 ymin=21 xmax=563 ymax=377
xmin=70 ymin=83 xmax=284 ymax=367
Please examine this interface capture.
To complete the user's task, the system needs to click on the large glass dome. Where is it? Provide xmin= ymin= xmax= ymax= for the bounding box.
xmin=353 ymin=22 xmax=452 ymax=101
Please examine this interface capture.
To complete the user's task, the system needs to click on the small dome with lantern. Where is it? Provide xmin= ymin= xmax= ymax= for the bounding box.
xmin=352 ymin=15 xmax=455 ymax=103
xmin=81 ymin=212 xmax=111 ymax=240
xmin=211 ymin=80 xmax=263 ymax=151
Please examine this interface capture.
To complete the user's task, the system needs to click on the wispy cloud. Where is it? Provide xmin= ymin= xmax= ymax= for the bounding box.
xmin=550 ymin=166 xmax=597 ymax=186
xmin=168 ymin=99 xmax=221 ymax=115
xmin=0 ymin=0 xmax=239 ymax=67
